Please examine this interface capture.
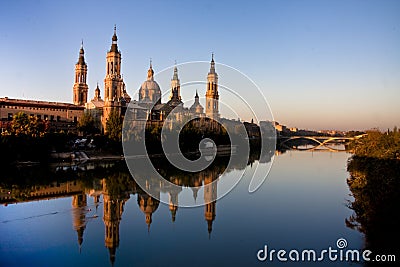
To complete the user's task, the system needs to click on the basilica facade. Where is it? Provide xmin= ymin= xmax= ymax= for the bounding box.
xmin=0 ymin=27 xmax=220 ymax=134
xmin=75 ymin=27 xmax=220 ymax=132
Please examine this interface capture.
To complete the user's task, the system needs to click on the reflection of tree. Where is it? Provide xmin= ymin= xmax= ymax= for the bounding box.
xmin=346 ymin=156 xmax=400 ymax=259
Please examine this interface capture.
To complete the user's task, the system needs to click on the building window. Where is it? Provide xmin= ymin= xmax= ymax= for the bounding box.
xmin=44 ymin=115 xmax=48 ymax=120
xmin=7 ymin=113 xmax=13 ymax=121
xmin=74 ymin=116 xmax=77 ymax=123
xmin=50 ymin=115 xmax=54 ymax=121
xmin=37 ymin=115 xmax=41 ymax=120
xmin=57 ymin=116 xmax=61 ymax=122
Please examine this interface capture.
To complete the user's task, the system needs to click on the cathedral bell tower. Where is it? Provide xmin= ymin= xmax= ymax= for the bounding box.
xmin=102 ymin=25 xmax=125 ymax=131
xmin=73 ymin=42 xmax=89 ymax=106
xmin=170 ymin=63 xmax=181 ymax=101
xmin=205 ymin=53 xmax=219 ymax=119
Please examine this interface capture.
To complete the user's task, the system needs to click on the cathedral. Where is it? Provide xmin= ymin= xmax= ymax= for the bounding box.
xmin=75 ymin=26 xmax=219 ymax=132
xmin=0 ymin=26 xmax=220 ymax=134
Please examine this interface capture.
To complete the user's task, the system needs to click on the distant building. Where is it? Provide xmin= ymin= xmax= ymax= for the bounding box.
xmin=274 ymin=124 xmax=286 ymax=132
xmin=0 ymin=97 xmax=84 ymax=132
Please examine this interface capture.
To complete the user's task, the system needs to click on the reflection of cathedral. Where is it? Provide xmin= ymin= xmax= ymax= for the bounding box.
xmin=102 ymin=178 xmax=129 ymax=266
xmin=1 ymin=156 xmax=263 ymax=264
xmin=204 ymin=173 xmax=217 ymax=238
xmin=71 ymin=194 xmax=87 ymax=252
xmin=168 ymin=188 xmax=179 ymax=223
xmin=137 ymin=192 xmax=160 ymax=231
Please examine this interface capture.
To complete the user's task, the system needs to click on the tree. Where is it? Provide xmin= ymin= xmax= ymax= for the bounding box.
xmin=78 ymin=111 xmax=98 ymax=135
xmin=348 ymin=127 xmax=400 ymax=159
xmin=10 ymin=112 xmax=45 ymax=137
xmin=106 ymin=110 xmax=123 ymax=142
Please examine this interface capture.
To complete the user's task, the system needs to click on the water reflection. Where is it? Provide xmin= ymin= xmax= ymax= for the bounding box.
xmin=0 ymin=145 xmax=366 ymax=267
xmin=71 ymin=194 xmax=87 ymax=253
xmin=102 ymin=177 xmax=130 ymax=265
xmin=0 ymin=146 xmax=275 ymax=265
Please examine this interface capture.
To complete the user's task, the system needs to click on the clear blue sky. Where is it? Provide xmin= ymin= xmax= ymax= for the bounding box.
xmin=0 ymin=0 xmax=399 ymax=131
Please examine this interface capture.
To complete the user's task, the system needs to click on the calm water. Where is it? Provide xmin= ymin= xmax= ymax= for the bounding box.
xmin=0 ymin=148 xmax=364 ymax=267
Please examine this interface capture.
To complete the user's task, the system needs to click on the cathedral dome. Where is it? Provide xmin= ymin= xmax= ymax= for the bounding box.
xmin=189 ymin=91 xmax=204 ymax=114
xmin=190 ymin=102 xmax=204 ymax=114
xmin=139 ymin=80 xmax=161 ymax=103
xmin=139 ymin=63 xmax=161 ymax=105
xmin=140 ymin=79 xmax=161 ymax=92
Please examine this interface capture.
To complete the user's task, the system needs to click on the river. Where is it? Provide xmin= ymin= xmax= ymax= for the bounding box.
xmin=0 ymin=146 xmax=365 ymax=266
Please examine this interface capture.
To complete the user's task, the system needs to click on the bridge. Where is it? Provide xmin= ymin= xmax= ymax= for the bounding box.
xmin=278 ymin=134 xmax=367 ymax=152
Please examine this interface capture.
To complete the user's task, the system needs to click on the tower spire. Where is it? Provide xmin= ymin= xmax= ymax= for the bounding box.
xmin=172 ymin=63 xmax=178 ymax=80
xmin=170 ymin=61 xmax=181 ymax=100
xmin=110 ymin=25 xmax=118 ymax=52
xmin=78 ymin=41 xmax=85 ymax=63
xmin=147 ymin=58 xmax=154 ymax=80
xmin=209 ymin=53 xmax=215 ymax=74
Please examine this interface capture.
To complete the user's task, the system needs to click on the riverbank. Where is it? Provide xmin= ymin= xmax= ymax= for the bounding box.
xmin=346 ymin=155 xmax=400 ymax=259
xmin=47 ymin=144 xmax=237 ymax=164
